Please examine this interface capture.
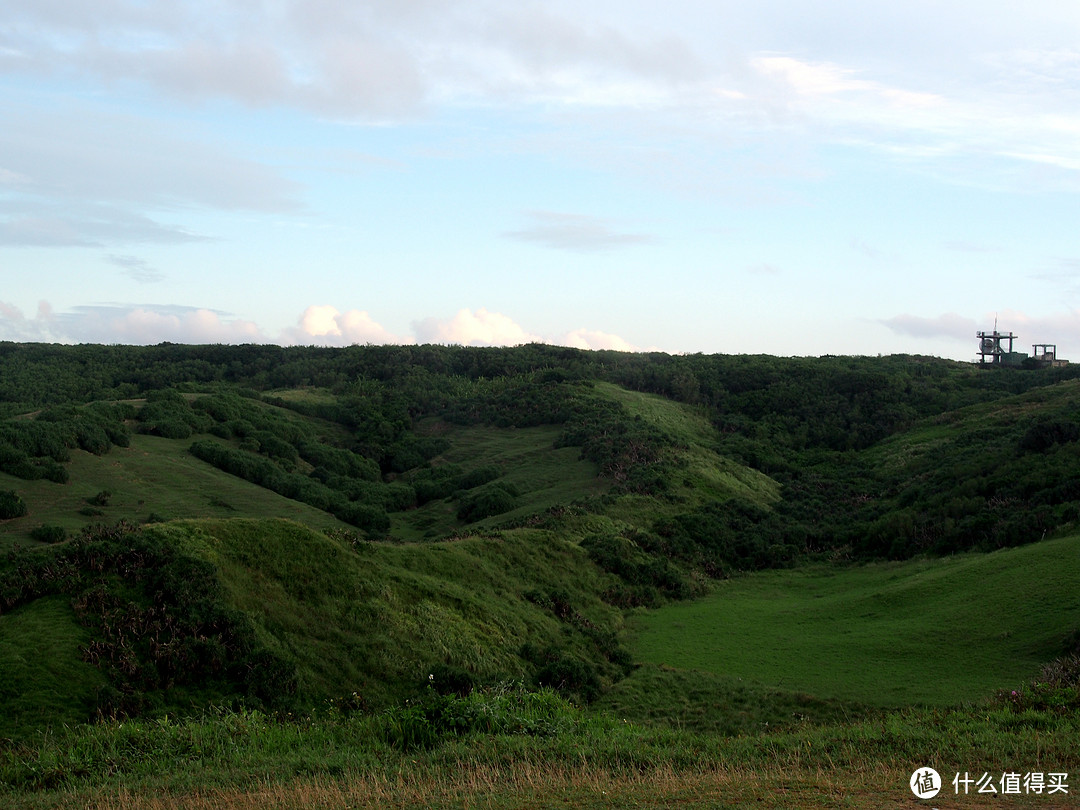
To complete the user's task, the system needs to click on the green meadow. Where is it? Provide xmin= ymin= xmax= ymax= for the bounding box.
xmin=629 ymin=534 xmax=1080 ymax=706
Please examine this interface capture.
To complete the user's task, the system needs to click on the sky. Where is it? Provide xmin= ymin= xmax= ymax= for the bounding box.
xmin=2 ymin=1 xmax=1079 ymax=360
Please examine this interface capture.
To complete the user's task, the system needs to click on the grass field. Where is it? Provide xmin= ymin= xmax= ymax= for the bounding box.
xmin=628 ymin=534 xmax=1080 ymax=706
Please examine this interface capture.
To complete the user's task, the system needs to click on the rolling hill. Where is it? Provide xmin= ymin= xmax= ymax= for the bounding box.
xmin=2 ymin=342 xmax=1080 ymax=808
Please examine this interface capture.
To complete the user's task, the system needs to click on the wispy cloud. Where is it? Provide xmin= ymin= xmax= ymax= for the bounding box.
xmin=748 ymin=263 xmax=782 ymax=275
xmin=503 ymin=211 xmax=654 ymax=252
xmin=879 ymin=312 xmax=976 ymax=340
xmin=106 ymin=254 xmax=166 ymax=284
xmin=879 ymin=309 xmax=1080 ymax=354
xmin=0 ymin=103 xmax=299 ymax=249
xmin=942 ymin=240 xmax=1002 ymax=253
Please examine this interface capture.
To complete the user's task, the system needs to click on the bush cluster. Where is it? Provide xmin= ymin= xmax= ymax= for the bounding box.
xmin=581 ymin=531 xmax=691 ymax=601
xmin=0 ymin=404 xmax=130 ymax=483
xmin=188 ymin=441 xmax=390 ymax=535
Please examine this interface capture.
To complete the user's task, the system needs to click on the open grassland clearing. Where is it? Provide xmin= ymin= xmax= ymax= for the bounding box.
xmin=629 ymin=534 xmax=1080 ymax=706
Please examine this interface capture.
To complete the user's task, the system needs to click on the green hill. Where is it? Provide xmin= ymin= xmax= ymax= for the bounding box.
xmin=2 ymin=342 xmax=1080 ymax=745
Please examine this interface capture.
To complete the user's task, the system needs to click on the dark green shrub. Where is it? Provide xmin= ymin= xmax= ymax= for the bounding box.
xmin=581 ymin=531 xmax=691 ymax=599
xmin=457 ymin=482 xmax=518 ymax=522
xmin=41 ymin=460 xmax=68 ymax=484
xmin=458 ymin=465 xmax=499 ymax=490
xmin=427 ymin=663 xmax=478 ymax=697
xmin=0 ymin=490 xmax=28 ymax=519
xmin=29 ymin=525 xmax=66 ymax=543
xmin=253 ymin=432 xmax=298 ymax=465
xmin=535 ymin=655 xmax=601 ymax=702
xmin=1020 ymin=418 xmax=1080 ymax=453
xmin=413 ymin=464 xmax=464 ymax=504
xmin=330 ymin=500 xmax=390 ymax=535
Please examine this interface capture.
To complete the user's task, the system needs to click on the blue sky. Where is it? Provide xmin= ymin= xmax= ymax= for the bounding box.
xmin=2 ymin=0 xmax=1079 ymax=359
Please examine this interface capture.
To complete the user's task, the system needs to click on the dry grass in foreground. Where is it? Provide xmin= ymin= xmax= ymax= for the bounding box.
xmin=40 ymin=763 xmax=1080 ymax=810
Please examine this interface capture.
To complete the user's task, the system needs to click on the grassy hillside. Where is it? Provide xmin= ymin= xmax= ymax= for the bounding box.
xmin=392 ymin=422 xmax=607 ymax=540
xmin=153 ymin=517 xmax=627 ymax=704
xmin=0 ymin=432 xmax=357 ymax=551
xmin=3 ymin=343 xmax=1080 ymax=807
xmin=627 ymin=533 xmax=1080 ymax=706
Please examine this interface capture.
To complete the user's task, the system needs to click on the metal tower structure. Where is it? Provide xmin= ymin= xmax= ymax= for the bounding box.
xmin=976 ymin=328 xmax=1017 ymax=365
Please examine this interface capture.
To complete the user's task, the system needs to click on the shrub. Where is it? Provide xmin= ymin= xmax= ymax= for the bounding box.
xmin=29 ymin=525 xmax=66 ymax=543
xmin=458 ymin=465 xmax=499 ymax=490
xmin=581 ymin=531 xmax=691 ymax=599
xmin=330 ymin=500 xmax=390 ymax=535
xmin=1020 ymin=418 xmax=1080 ymax=454
xmin=41 ymin=460 xmax=68 ymax=484
xmin=457 ymin=482 xmax=519 ymax=522
xmin=534 ymin=655 xmax=601 ymax=702
xmin=0 ymin=490 xmax=28 ymax=519
xmin=381 ymin=683 xmax=580 ymax=750
xmin=999 ymin=655 xmax=1080 ymax=714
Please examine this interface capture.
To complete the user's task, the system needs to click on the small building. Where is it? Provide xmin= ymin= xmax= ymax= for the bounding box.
xmin=1032 ymin=344 xmax=1069 ymax=368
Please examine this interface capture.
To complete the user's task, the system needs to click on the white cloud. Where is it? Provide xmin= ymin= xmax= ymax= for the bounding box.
xmin=289 ymin=305 xmax=645 ymax=351
xmin=4 ymin=300 xmax=647 ymax=351
xmin=413 ymin=307 xmax=541 ymax=346
xmin=2 ymin=304 xmax=264 ymax=345
xmin=0 ymin=300 xmax=61 ymax=342
xmin=61 ymin=306 xmax=265 ymax=344
xmin=557 ymin=328 xmax=636 ymax=352
xmin=282 ymin=305 xmax=406 ymax=346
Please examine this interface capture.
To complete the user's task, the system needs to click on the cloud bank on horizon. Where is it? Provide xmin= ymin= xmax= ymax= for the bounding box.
xmin=1 ymin=1 xmax=1079 ymax=359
